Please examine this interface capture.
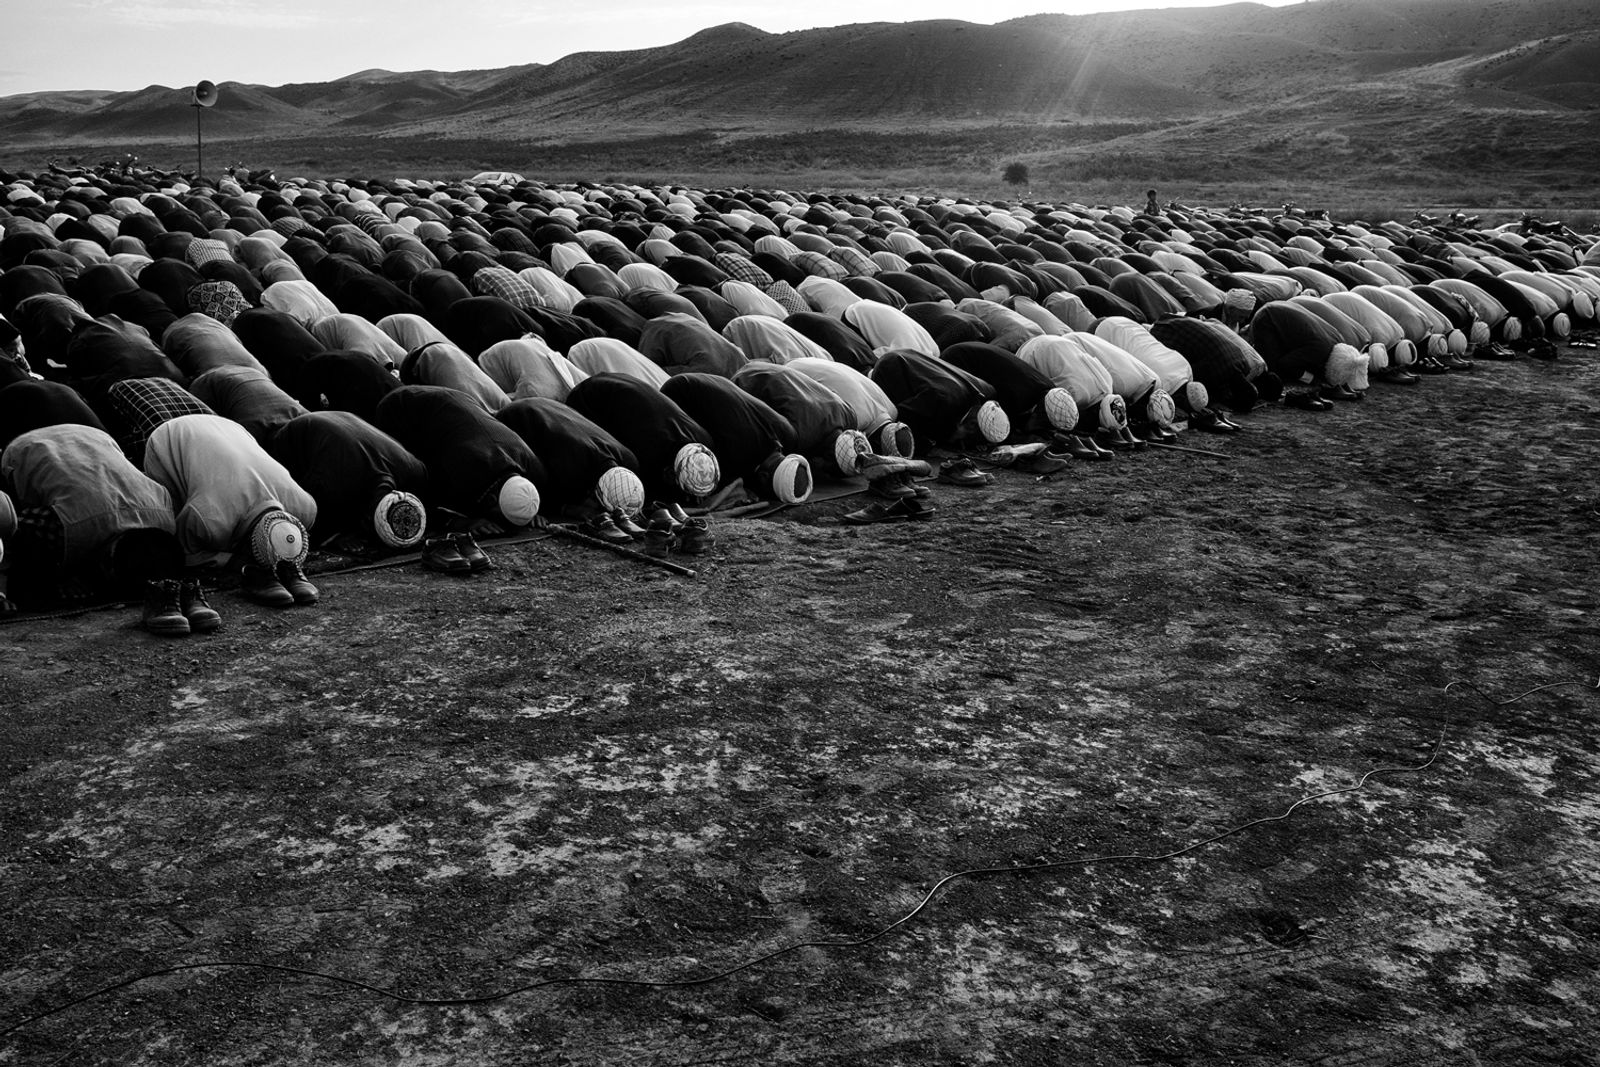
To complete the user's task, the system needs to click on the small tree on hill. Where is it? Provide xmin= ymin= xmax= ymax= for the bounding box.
xmin=1002 ymin=161 xmax=1030 ymax=187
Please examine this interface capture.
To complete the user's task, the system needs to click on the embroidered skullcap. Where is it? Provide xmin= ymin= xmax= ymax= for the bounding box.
xmin=187 ymin=281 xmax=250 ymax=325
xmin=250 ymin=508 xmax=308 ymax=567
xmin=372 ymin=491 xmax=426 ymax=548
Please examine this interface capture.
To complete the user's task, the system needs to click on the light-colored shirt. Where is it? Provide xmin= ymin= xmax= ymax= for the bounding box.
xmin=722 ymin=316 xmax=834 ymax=365
xmin=954 ymin=299 xmax=1045 ymax=353
xmin=261 ymin=279 xmax=337 ymax=325
xmin=843 ymin=302 xmax=939 ymax=359
xmin=162 ymin=313 xmax=265 ymax=377
xmin=1015 ymin=335 xmax=1114 ymax=406
xmin=787 ymin=357 xmax=899 ymax=433
xmin=311 ymin=314 xmax=407 ymax=368
xmin=480 ymin=337 xmax=588 ymax=401
xmin=2 ymin=424 xmax=175 ymax=563
xmin=143 ymin=413 xmax=316 ymax=557
xmin=1092 ymin=317 xmax=1194 ymax=394
xmin=407 ymin=343 xmax=510 ymax=413
xmin=566 ymin=338 xmax=670 ymax=389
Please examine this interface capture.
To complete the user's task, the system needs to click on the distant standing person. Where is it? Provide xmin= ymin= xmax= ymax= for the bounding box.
xmin=1144 ymin=189 xmax=1161 ymax=216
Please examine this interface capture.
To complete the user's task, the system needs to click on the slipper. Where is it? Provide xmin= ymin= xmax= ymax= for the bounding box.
xmin=843 ymin=501 xmax=910 ymax=525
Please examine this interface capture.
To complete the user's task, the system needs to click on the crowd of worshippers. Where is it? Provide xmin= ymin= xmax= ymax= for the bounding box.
xmin=0 ymin=163 xmax=1596 ymax=634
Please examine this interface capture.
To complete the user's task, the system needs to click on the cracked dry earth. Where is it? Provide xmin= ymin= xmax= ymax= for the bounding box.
xmin=3 ymin=344 xmax=1600 ymax=1067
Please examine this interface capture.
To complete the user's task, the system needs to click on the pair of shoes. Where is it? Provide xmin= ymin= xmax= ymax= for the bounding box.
xmin=241 ymin=563 xmax=295 ymax=607
xmin=1143 ymin=424 xmax=1179 ymax=443
xmin=1415 ymin=357 xmax=1451 ymax=374
xmin=280 ymin=559 xmax=320 ymax=601
xmin=982 ymin=444 xmax=1031 ymax=468
xmin=181 ymin=579 xmax=221 ymax=633
xmin=1381 ymin=369 xmax=1421 ymax=385
xmin=277 ymin=559 xmax=319 ymax=604
xmin=1055 ymin=434 xmax=1111 ymax=459
xmin=856 ymin=454 xmax=933 ymax=480
xmin=843 ymin=500 xmax=910 ymax=525
xmin=869 ymin=472 xmax=918 ymax=499
xmin=676 ymin=518 xmax=714 ymax=555
xmin=611 ymin=509 xmax=647 ymax=539
xmin=423 ymin=535 xmax=486 ymax=574
xmin=1191 ymin=411 xmax=1241 ymax=433
xmin=1284 ymin=391 xmax=1332 ymax=411
xmin=643 ymin=501 xmax=682 ymax=535
xmin=454 ymin=533 xmax=492 ymax=571
xmin=844 ymin=495 xmax=938 ymax=524
xmin=581 ymin=512 xmax=635 ymax=545
xmin=241 ymin=560 xmax=317 ymax=606
xmin=427 ymin=533 xmax=491 ymax=572
xmin=1322 ymin=385 xmax=1363 ymax=402
xmin=937 ymin=457 xmax=991 ymax=487
xmin=142 ymin=579 xmax=190 ymax=636
xmin=1017 ymin=451 xmax=1072 ymax=475
xmin=641 ymin=517 xmax=676 ymax=557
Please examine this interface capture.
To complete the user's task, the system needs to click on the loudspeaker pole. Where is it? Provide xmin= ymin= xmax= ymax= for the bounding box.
xmin=189 ymin=80 xmax=218 ymax=184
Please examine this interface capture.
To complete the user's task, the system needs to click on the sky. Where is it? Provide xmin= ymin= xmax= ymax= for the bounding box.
xmin=0 ymin=0 xmax=1304 ymax=98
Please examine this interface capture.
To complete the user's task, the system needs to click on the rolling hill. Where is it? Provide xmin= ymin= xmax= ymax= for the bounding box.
xmin=1 ymin=0 xmax=1594 ymax=198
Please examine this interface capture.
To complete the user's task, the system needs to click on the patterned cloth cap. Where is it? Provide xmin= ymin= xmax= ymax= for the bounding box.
xmin=187 ymin=281 xmax=251 ymax=325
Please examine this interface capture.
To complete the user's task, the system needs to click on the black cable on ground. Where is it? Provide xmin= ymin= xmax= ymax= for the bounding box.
xmin=4 ymin=675 xmax=1596 ymax=1039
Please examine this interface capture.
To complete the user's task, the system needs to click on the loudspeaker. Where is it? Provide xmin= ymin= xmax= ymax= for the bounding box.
xmin=192 ymin=80 xmax=218 ymax=108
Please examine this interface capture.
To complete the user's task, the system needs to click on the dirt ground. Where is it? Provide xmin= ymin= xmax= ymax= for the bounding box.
xmin=3 ymin=341 xmax=1599 ymax=1066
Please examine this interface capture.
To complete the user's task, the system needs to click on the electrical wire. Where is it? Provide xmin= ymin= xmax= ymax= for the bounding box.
xmin=4 ymin=674 xmax=1596 ymax=1040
